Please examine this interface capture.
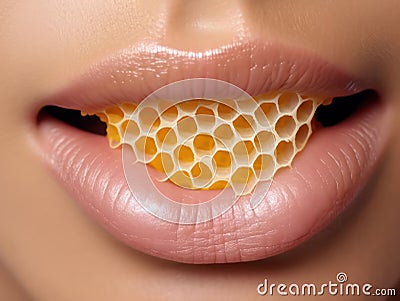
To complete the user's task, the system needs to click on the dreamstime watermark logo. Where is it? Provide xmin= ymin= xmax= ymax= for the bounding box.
xmin=257 ymin=272 xmax=397 ymax=297
xmin=122 ymin=78 xmax=274 ymax=224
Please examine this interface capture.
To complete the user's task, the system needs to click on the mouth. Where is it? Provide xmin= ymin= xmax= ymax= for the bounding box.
xmin=34 ymin=41 xmax=387 ymax=263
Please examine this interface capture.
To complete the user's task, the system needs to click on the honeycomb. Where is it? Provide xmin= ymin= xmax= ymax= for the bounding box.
xmin=83 ymin=92 xmax=328 ymax=196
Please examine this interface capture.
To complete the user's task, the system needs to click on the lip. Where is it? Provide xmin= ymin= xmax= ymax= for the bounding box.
xmin=44 ymin=41 xmax=362 ymax=112
xmin=34 ymin=41 xmax=387 ymax=263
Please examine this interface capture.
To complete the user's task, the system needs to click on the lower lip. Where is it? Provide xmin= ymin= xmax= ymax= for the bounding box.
xmin=36 ymin=95 xmax=387 ymax=263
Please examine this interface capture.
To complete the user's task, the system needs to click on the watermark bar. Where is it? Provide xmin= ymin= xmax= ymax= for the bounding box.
xmin=257 ymin=272 xmax=397 ymax=297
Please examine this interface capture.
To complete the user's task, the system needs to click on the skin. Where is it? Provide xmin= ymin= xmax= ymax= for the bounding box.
xmin=0 ymin=1 xmax=400 ymax=300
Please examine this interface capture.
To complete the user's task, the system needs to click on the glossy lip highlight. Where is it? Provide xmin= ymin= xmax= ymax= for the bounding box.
xmin=34 ymin=41 xmax=387 ymax=263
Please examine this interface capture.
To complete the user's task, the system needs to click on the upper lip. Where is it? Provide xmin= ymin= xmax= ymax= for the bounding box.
xmin=43 ymin=41 xmax=361 ymax=112
xmin=35 ymin=40 xmax=386 ymax=264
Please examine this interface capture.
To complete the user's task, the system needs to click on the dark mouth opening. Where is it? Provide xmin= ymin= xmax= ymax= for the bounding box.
xmin=315 ymin=89 xmax=377 ymax=127
xmin=37 ymin=90 xmax=377 ymax=135
xmin=38 ymin=106 xmax=107 ymax=135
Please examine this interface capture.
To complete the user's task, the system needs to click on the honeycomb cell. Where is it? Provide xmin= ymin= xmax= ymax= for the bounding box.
xmin=296 ymin=100 xmax=314 ymax=122
xmin=107 ymin=124 xmax=121 ymax=147
xmin=156 ymin=127 xmax=170 ymax=144
xmin=197 ymin=161 xmax=218 ymax=188
xmin=196 ymin=106 xmax=215 ymax=116
xmin=214 ymin=124 xmax=234 ymax=145
xmin=275 ymin=140 xmax=295 ymax=166
xmin=217 ymin=103 xmax=237 ymax=120
xmin=193 ymin=134 xmax=216 ymax=154
xmin=191 ymin=162 xmax=213 ymax=186
xmin=259 ymin=102 xmax=279 ymax=123
xmin=177 ymin=116 xmax=197 ymax=138
xmin=231 ymin=167 xmax=254 ymax=184
xmin=121 ymin=103 xmax=138 ymax=115
xmin=236 ymin=98 xmax=258 ymax=113
xmin=295 ymin=124 xmax=310 ymax=150
xmin=254 ymin=131 xmax=275 ymax=152
xmin=175 ymin=145 xmax=195 ymax=164
xmin=121 ymin=120 xmax=139 ymax=140
xmin=139 ymin=107 xmax=160 ymax=132
xmin=156 ymin=127 xmax=177 ymax=148
xmin=135 ymin=136 xmax=158 ymax=162
xmin=169 ymin=170 xmax=193 ymax=189
xmin=253 ymin=154 xmax=275 ymax=179
xmin=149 ymin=152 xmax=174 ymax=173
xmin=179 ymin=99 xmax=199 ymax=112
xmin=191 ymin=162 xmax=202 ymax=178
xmin=275 ymin=115 xmax=296 ymax=139
xmin=233 ymin=140 xmax=256 ymax=164
xmin=105 ymin=107 xmax=124 ymax=123
xmin=195 ymin=114 xmax=216 ymax=131
xmin=233 ymin=115 xmax=255 ymax=138
xmin=213 ymin=150 xmax=232 ymax=169
xmin=231 ymin=167 xmax=256 ymax=194
xmin=278 ymin=93 xmax=299 ymax=113
xmin=161 ymin=106 xmax=178 ymax=121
